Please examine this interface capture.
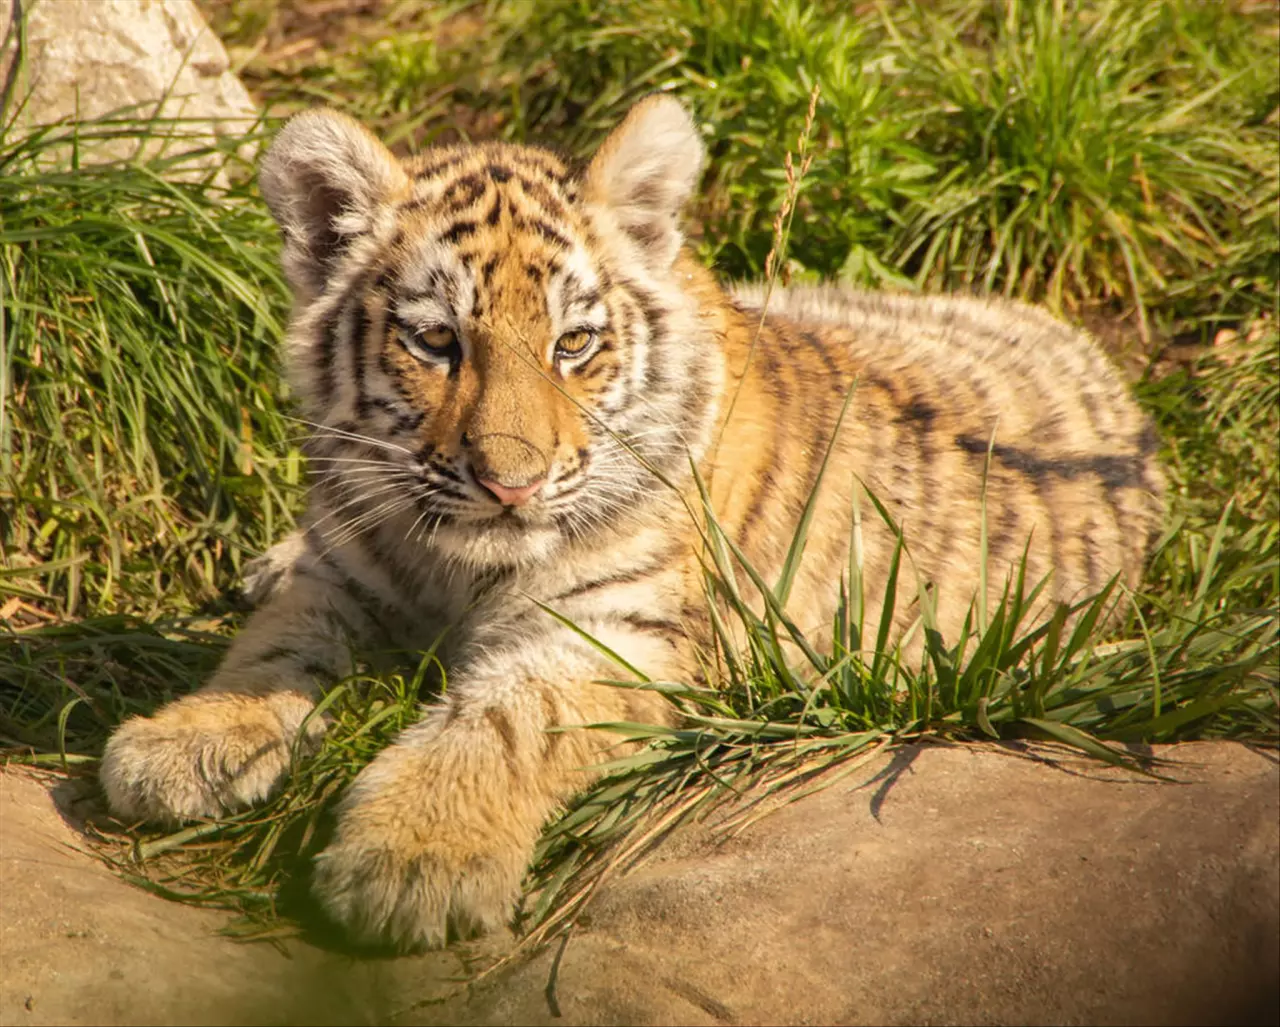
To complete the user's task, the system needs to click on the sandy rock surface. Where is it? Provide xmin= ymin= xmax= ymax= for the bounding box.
xmin=1 ymin=742 xmax=1276 ymax=1027
xmin=0 ymin=0 xmax=256 ymax=161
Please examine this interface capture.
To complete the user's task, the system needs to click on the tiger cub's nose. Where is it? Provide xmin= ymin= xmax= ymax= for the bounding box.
xmin=476 ymin=476 xmax=545 ymax=508
xmin=462 ymin=432 xmax=549 ymax=507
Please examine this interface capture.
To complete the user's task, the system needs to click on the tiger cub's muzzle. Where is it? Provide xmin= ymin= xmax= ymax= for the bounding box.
xmin=461 ymin=431 xmax=550 ymax=509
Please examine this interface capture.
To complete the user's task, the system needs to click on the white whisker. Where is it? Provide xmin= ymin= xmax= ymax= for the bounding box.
xmin=286 ymin=416 xmax=415 ymax=456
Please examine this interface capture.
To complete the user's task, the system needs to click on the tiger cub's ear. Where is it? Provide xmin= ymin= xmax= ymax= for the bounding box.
xmin=583 ymin=95 xmax=705 ymax=270
xmin=260 ymin=110 xmax=409 ymax=299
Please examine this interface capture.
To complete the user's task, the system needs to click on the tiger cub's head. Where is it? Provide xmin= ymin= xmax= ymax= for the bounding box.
xmin=260 ymin=97 xmax=721 ymax=569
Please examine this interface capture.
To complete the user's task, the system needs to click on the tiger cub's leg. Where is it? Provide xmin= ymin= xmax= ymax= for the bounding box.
xmin=311 ymin=623 xmax=678 ymax=951
xmin=100 ymin=570 xmax=376 ymax=825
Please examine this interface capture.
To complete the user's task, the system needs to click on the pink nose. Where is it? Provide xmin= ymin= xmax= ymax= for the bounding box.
xmin=477 ymin=477 xmax=545 ymax=507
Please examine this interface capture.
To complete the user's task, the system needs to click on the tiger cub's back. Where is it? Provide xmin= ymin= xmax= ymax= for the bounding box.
xmin=724 ymin=284 xmax=1165 ymax=643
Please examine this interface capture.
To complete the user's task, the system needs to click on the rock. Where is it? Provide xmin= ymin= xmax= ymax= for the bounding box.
xmin=448 ymin=742 xmax=1280 ymax=1027
xmin=0 ymin=768 xmax=467 ymax=1026
xmin=0 ymin=0 xmax=257 ymax=164
xmin=1 ymin=742 xmax=1276 ymax=1026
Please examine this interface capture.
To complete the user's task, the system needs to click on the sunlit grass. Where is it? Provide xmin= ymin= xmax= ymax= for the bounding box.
xmin=0 ymin=118 xmax=302 ymax=624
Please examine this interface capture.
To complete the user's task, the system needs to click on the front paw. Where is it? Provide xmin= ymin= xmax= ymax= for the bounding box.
xmin=312 ymin=751 xmax=534 ymax=951
xmin=100 ymin=690 xmax=319 ymax=825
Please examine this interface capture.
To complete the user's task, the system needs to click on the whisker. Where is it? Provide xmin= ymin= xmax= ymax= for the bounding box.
xmin=321 ymin=482 xmax=413 ymax=527
xmin=304 ymin=456 xmax=401 ymax=468
xmin=285 ymin=416 xmax=415 ymax=456
xmin=321 ymin=496 xmax=416 ymax=551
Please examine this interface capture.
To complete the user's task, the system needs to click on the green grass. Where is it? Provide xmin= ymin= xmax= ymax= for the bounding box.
xmin=0 ymin=120 xmax=301 ymax=621
xmin=0 ymin=119 xmax=301 ymax=751
xmin=2 ymin=0 xmax=1277 ymax=949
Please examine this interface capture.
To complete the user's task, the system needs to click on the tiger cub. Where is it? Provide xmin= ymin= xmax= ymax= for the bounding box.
xmin=100 ymin=96 xmax=1164 ymax=950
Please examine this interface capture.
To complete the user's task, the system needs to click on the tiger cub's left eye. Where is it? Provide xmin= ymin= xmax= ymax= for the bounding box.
xmin=418 ymin=326 xmax=458 ymax=352
xmin=555 ymin=330 xmax=597 ymax=360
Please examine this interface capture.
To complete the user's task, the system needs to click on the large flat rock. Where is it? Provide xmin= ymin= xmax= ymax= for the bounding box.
xmin=1 ymin=742 xmax=1276 ymax=1026
xmin=449 ymin=742 xmax=1279 ymax=1027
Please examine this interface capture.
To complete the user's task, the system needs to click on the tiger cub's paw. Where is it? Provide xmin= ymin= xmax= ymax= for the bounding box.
xmin=312 ymin=749 xmax=531 ymax=951
xmin=100 ymin=691 xmax=320 ymax=825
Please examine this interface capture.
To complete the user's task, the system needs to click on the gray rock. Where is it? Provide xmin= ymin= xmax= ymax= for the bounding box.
xmin=0 ymin=0 xmax=257 ymax=164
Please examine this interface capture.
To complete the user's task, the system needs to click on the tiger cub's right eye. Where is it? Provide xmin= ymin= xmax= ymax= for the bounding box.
xmin=554 ymin=329 xmax=599 ymax=363
xmin=400 ymin=324 xmax=459 ymax=365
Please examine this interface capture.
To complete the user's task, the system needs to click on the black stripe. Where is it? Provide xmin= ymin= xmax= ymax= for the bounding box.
xmin=485 ymin=707 xmax=519 ymax=768
xmin=393 ymin=410 xmax=424 ymax=433
xmin=515 ymin=173 xmax=567 ymax=219
xmin=259 ymin=645 xmax=306 ymax=665
xmin=377 ymin=347 xmax=420 ymax=410
xmin=351 ymin=300 xmax=371 ymax=417
xmin=356 ymin=393 xmax=422 ymax=437
xmin=428 ymin=457 xmax=464 ymax=484
xmin=547 ymin=560 xmax=667 ymax=604
xmin=627 ymin=280 xmax=670 ymax=397
xmin=757 ymin=337 xmax=791 ymax=407
xmin=315 ymin=316 xmax=338 ymax=404
xmin=898 ymin=399 xmax=938 ymax=429
xmin=738 ymin=464 xmax=779 ymax=545
xmin=510 ymin=151 xmax=570 ymax=182
xmin=290 ymin=586 xmax=364 ymax=641
xmin=953 ymin=437 xmax=1146 ymax=488
xmin=440 ymin=173 xmax=487 ymax=212
xmin=413 ymin=152 xmax=463 ymax=180
xmin=316 ymin=274 xmax=379 ymax=407
xmin=438 ymin=220 xmax=478 ymax=245
xmin=397 ymin=270 xmax=447 ymax=306
xmin=796 ymin=328 xmax=848 ymax=396
xmin=325 ymin=532 xmax=429 ymax=629
xmin=616 ymin=612 xmax=682 ymax=636
xmin=516 ymin=216 xmax=571 ymax=249
xmin=398 ymin=195 xmax=435 ymax=214
xmin=989 ymin=485 xmax=1022 ymax=563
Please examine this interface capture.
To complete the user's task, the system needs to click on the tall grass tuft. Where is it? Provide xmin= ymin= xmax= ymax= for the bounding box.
xmin=1 ymin=118 xmax=301 ymax=623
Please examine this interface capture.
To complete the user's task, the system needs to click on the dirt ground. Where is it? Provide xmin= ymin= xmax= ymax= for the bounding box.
xmin=2 ymin=740 xmax=1277 ymax=1027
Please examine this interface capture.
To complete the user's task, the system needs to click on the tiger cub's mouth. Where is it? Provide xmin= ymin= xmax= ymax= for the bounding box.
xmin=463 ymin=453 xmax=592 ymax=526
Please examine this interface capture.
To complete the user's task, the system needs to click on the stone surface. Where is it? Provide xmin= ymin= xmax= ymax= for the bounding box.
xmin=1 ymin=742 xmax=1277 ymax=1026
xmin=447 ymin=742 xmax=1280 ymax=1027
xmin=0 ymin=767 xmax=474 ymax=1026
xmin=0 ymin=0 xmax=257 ymax=161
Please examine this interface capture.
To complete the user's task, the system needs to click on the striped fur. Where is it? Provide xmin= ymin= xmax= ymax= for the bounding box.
xmin=100 ymin=97 xmax=1165 ymax=950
